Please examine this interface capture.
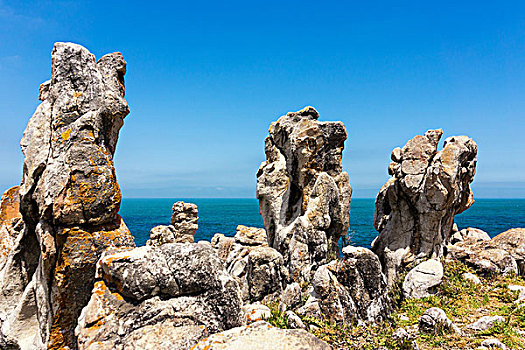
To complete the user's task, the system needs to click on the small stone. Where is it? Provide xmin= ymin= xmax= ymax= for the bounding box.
xmin=285 ymin=310 xmax=306 ymax=330
xmin=419 ymin=307 xmax=461 ymax=334
xmin=279 ymin=283 xmax=302 ymax=313
xmin=462 ymin=272 xmax=482 ymax=285
xmin=508 ymin=285 xmax=525 ymax=302
xmin=481 ymin=338 xmax=507 ymax=349
xmin=467 ymin=315 xmax=505 ymax=331
xmin=242 ymin=304 xmax=271 ymax=324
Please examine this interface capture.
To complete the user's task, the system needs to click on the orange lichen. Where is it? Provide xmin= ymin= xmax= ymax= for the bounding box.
xmin=62 ymin=128 xmax=71 ymax=141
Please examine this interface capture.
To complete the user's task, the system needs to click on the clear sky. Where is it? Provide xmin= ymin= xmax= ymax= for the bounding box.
xmin=0 ymin=1 xmax=524 ymax=198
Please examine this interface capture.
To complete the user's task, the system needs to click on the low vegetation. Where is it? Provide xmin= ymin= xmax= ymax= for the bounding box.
xmin=267 ymin=260 xmax=525 ymax=349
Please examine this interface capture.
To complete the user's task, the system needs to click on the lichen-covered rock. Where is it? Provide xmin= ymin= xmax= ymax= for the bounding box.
xmin=419 ymin=307 xmax=461 ymax=335
xmin=372 ymin=129 xmax=477 ymax=286
xmin=309 ymin=246 xmax=390 ymax=324
xmin=0 ymin=42 xmax=134 ymax=350
xmin=191 ymin=321 xmax=331 ymax=350
xmin=0 ymin=186 xmax=23 ymax=271
xmin=76 ymin=243 xmax=243 ymax=350
xmin=242 ymin=303 xmax=271 ymax=324
xmin=256 ymin=106 xmax=352 ymax=283
xmin=403 ymin=259 xmax=443 ymax=299
xmin=447 ymin=228 xmax=525 ymax=277
xmin=211 ymin=226 xmax=287 ymax=302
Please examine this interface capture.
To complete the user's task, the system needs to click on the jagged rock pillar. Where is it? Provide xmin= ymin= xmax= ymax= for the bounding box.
xmin=371 ymin=129 xmax=477 ymax=286
xmin=256 ymin=107 xmax=352 ymax=283
xmin=0 ymin=42 xmax=134 ymax=350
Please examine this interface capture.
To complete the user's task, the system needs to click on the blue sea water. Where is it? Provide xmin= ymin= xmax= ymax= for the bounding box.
xmin=120 ymin=198 xmax=525 ymax=248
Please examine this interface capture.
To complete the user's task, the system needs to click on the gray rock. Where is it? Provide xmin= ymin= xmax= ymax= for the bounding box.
xmin=242 ymin=303 xmax=271 ymax=324
xmin=279 ymin=282 xmax=302 ymax=312
xmin=481 ymin=338 xmax=507 ymax=349
xmin=403 ymin=259 xmax=443 ymax=299
xmin=467 ymin=315 xmax=505 ymax=331
xmin=191 ymin=321 xmax=331 ymax=350
xmin=170 ymin=201 xmax=199 ymax=236
xmin=147 ymin=224 xmax=194 ymax=245
xmin=256 ymin=106 xmax=352 ymax=283
xmin=462 ymin=272 xmax=482 ymax=285
xmin=372 ymin=129 xmax=477 ymax=286
xmin=311 ymin=246 xmax=391 ymax=324
xmin=211 ymin=228 xmax=287 ymax=303
xmin=285 ymin=310 xmax=307 ymax=330
xmin=419 ymin=307 xmax=461 ymax=334
xmin=508 ymin=285 xmax=525 ymax=302
xmin=76 ymin=243 xmax=243 ymax=350
xmin=0 ymin=42 xmax=135 ymax=350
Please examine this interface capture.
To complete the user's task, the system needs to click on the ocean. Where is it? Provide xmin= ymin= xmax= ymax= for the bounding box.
xmin=120 ymin=198 xmax=525 ymax=248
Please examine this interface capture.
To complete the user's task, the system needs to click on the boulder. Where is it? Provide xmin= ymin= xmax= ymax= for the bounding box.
xmin=372 ymin=129 xmax=477 ymax=286
xmin=462 ymin=272 xmax=482 ymax=285
xmin=285 ymin=310 xmax=307 ymax=330
xmin=76 ymin=242 xmax=243 ymax=350
xmin=403 ymin=259 xmax=443 ymax=299
xmin=309 ymin=246 xmax=390 ymax=324
xmin=450 ymin=227 xmax=490 ymax=245
xmin=242 ymin=303 xmax=271 ymax=324
xmin=211 ymin=226 xmax=287 ymax=302
xmin=191 ymin=321 xmax=331 ymax=350
xmin=256 ymin=106 xmax=352 ymax=283
xmin=467 ymin=315 xmax=505 ymax=331
xmin=481 ymin=338 xmax=507 ymax=349
xmin=419 ymin=307 xmax=461 ymax=334
xmin=0 ymin=42 xmax=135 ymax=350
xmin=447 ymin=228 xmax=525 ymax=277
xmin=170 ymin=201 xmax=198 ymax=236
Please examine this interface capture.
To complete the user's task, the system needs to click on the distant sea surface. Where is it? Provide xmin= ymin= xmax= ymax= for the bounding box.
xmin=120 ymin=198 xmax=525 ymax=248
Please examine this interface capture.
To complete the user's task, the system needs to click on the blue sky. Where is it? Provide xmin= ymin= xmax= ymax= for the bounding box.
xmin=0 ymin=1 xmax=524 ymax=198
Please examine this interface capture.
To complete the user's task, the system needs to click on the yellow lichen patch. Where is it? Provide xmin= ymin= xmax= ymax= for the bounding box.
xmin=73 ymin=91 xmax=82 ymax=98
xmin=0 ymin=186 xmax=21 ymax=227
xmin=62 ymin=128 xmax=71 ymax=141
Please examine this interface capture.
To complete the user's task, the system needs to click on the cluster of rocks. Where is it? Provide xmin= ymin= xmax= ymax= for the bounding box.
xmin=1 ymin=41 xmax=522 ymax=349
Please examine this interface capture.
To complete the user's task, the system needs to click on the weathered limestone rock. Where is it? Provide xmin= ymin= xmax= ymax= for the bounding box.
xmin=308 ymin=246 xmax=390 ymax=324
xmin=447 ymin=228 xmax=525 ymax=276
xmin=450 ymin=227 xmax=490 ymax=245
xmin=147 ymin=201 xmax=199 ymax=246
xmin=242 ymin=303 xmax=271 ymax=324
xmin=403 ymin=259 xmax=443 ymax=299
xmin=462 ymin=272 xmax=482 ymax=285
xmin=211 ymin=226 xmax=287 ymax=302
xmin=419 ymin=307 xmax=461 ymax=334
xmin=76 ymin=243 xmax=243 ymax=350
xmin=372 ymin=129 xmax=477 ymax=286
xmin=0 ymin=186 xmax=23 ymax=271
xmin=257 ymin=106 xmax=352 ymax=283
xmin=0 ymin=42 xmax=134 ymax=350
xmin=467 ymin=315 xmax=505 ymax=331
xmin=192 ymin=321 xmax=331 ymax=350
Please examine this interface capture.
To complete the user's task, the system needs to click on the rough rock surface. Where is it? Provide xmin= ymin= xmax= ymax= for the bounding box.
xmin=192 ymin=321 xmax=331 ymax=350
xmin=450 ymin=227 xmax=490 ymax=245
xmin=419 ymin=307 xmax=461 ymax=334
xmin=0 ymin=186 xmax=23 ymax=271
xmin=447 ymin=228 xmax=525 ymax=276
xmin=307 ymin=246 xmax=390 ymax=324
xmin=403 ymin=259 xmax=443 ymax=299
xmin=256 ymin=106 xmax=352 ymax=283
xmin=372 ymin=129 xmax=477 ymax=285
xmin=0 ymin=42 xmax=134 ymax=350
xmin=242 ymin=304 xmax=271 ymax=324
xmin=76 ymin=242 xmax=243 ymax=350
xmin=467 ymin=315 xmax=505 ymax=331
xmin=147 ymin=201 xmax=199 ymax=246
xmin=211 ymin=226 xmax=287 ymax=302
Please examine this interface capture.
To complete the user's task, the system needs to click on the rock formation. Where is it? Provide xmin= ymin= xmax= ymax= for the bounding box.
xmin=372 ymin=129 xmax=477 ymax=285
xmin=0 ymin=186 xmax=23 ymax=272
xmin=76 ymin=242 xmax=243 ymax=350
xmin=0 ymin=42 xmax=134 ymax=350
xmin=192 ymin=320 xmax=331 ymax=350
xmin=147 ymin=201 xmax=199 ymax=246
xmin=300 ymin=246 xmax=390 ymax=324
xmin=211 ymin=225 xmax=288 ymax=302
xmin=447 ymin=228 xmax=525 ymax=276
xmin=256 ymin=106 xmax=352 ymax=283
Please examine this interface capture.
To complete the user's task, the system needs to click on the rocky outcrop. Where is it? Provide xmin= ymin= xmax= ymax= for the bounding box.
xmin=147 ymin=201 xmax=199 ymax=246
xmin=211 ymin=225 xmax=288 ymax=302
xmin=256 ymin=106 xmax=352 ymax=283
xmin=372 ymin=129 xmax=477 ymax=286
xmin=300 ymin=246 xmax=390 ymax=324
xmin=191 ymin=320 xmax=332 ymax=350
xmin=76 ymin=242 xmax=243 ymax=350
xmin=0 ymin=42 xmax=134 ymax=350
xmin=447 ymin=228 xmax=525 ymax=276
